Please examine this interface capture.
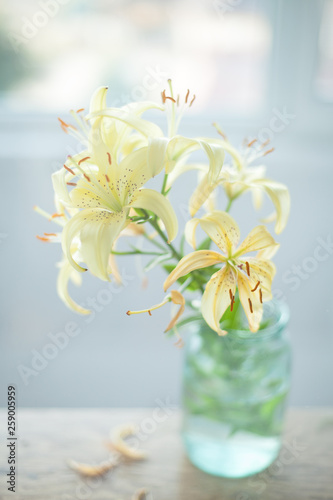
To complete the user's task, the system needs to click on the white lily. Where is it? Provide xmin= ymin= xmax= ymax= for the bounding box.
xmin=164 ymin=210 xmax=278 ymax=335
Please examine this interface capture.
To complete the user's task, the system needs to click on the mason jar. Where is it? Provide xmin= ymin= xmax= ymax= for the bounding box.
xmin=182 ymin=301 xmax=291 ymax=478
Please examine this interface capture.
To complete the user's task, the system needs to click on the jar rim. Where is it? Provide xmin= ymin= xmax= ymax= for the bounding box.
xmin=184 ymin=300 xmax=290 ymax=341
xmin=226 ymin=300 xmax=290 ymax=340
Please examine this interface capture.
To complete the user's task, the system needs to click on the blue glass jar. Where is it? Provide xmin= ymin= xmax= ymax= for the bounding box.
xmin=182 ymin=301 xmax=291 ymax=478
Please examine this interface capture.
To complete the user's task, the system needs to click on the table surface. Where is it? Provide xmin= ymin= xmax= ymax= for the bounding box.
xmin=0 ymin=408 xmax=333 ymax=500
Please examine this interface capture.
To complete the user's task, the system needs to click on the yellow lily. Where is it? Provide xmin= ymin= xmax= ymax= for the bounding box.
xmin=87 ymin=84 xmax=226 ymax=185
xmin=164 ymin=210 xmax=278 ymax=335
xmin=168 ymin=131 xmax=290 ymax=234
xmin=52 ymin=89 xmax=178 ymax=281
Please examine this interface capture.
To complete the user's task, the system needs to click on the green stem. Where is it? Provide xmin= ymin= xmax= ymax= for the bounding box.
xmin=161 ymin=173 xmax=169 ymax=196
xmin=148 ymin=216 xmax=182 ymax=261
xmin=111 ymin=250 xmax=163 ymax=257
xmin=142 ymin=232 xmax=166 ymax=251
xmin=225 ymin=199 xmax=233 ymax=213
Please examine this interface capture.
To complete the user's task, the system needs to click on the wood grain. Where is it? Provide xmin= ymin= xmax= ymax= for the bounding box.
xmin=0 ymin=408 xmax=333 ymax=500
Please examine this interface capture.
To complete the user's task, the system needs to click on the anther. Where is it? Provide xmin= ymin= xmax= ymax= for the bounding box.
xmin=263 ymin=147 xmax=275 ymax=156
xmin=185 ymin=89 xmax=190 ymax=103
xmin=148 ymin=310 xmax=152 ymax=316
xmin=165 ymin=96 xmax=176 ymax=103
xmin=67 ymin=182 xmax=77 ymax=186
xmin=107 ymin=152 xmax=112 ymax=165
xmin=246 ymin=261 xmax=250 ymax=277
xmin=78 ymin=156 xmax=90 ymax=165
xmin=161 ymin=90 xmax=166 ymax=104
xmin=248 ymin=298 xmax=253 ymax=313
xmin=50 ymin=213 xmax=65 ymax=219
xmin=58 ymin=118 xmax=69 ymax=132
xmin=251 ymin=280 xmax=260 ymax=292
xmin=64 ymin=164 xmax=75 ymax=176
xmin=259 ymin=289 xmax=263 ymax=304
xmin=105 ymin=174 xmax=110 ymax=183
xmin=36 ymin=235 xmax=49 ymax=242
xmin=189 ymin=95 xmax=196 ymax=107
xmin=247 ymin=138 xmax=257 ymax=147
xmin=76 ymin=108 xmax=85 ymax=113
xmin=84 ymin=174 xmax=91 ymax=182
xmin=44 ymin=233 xmax=57 ymax=237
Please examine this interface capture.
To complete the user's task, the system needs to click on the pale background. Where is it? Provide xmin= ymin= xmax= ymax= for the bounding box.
xmin=0 ymin=0 xmax=332 ymax=407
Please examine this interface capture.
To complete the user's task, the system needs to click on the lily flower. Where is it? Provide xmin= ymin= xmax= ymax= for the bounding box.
xmin=56 ymin=145 xmax=178 ymax=281
xmin=167 ymin=128 xmax=290 ymax=234
xmin=164 ymin=210 xmax=278 ymax=335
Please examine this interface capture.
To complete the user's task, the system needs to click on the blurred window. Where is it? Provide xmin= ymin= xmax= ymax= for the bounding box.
xmin=0 ymin=0 xmax=272 ymax=116
xmin=315 ymin=0 xmax=333 ymax=102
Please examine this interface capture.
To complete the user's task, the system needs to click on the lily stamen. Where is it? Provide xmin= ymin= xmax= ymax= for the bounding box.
xmin=165 ymin=96 xmax=176 ymax=103
xmin=76 ymin=108 xmax=85 ymax=113
xmin=246 ymin=261 xmax=250 ymax=276
xmin=185 ymin=89 xmax=190 ymax=103
xmin=260 ymin=138 xmax=270 ymax=148
xmin=189 ymin=95 xmax=196 ymax=107
xmin=247 ymin=138 xmax=257 ymax=147
xmin=105 ymin=174 xmax=110 ymax=183
xmin=67 ymin=182 xmax=77 ymax=186
xmin=263 ymin=147 xmax=275 ymax=156
xmin=36 ymin=235 xmax=49 ymax=242
xmin=248 ymin=298 xmax=253 ymax=313
xmin=259 ymin=289 xmax=263 ymax=303
xmin=84 ymin=174 xmax=91 ymax=182
xmin=126 ymin=298 xmax=170 ymax=316
xmin=251 ymin=280 xmax=260 ymax=292
xmin=78 ymin=156 xmax=90 ymax=165
xmin=107 ymin=152 xmax=112 ymax=165
xmin=50 ymin=213 xmax=65 ymax=219
xmin=64 ymin=164 xmax=75 ymax=176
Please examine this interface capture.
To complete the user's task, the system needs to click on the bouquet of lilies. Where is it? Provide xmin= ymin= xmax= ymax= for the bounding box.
xmin=36 ymin=82 xmax=290 ymax=343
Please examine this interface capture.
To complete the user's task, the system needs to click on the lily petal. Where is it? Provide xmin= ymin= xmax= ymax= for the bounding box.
xmin=189 ymin=174 xmax=219 ymax=217
xmin=87 ymin=108 xmax=164 ymax=139
xmin=252 ymin=179 xmax=290 ymax=234
xmin=89 ymin=86 xmax=108 ymax=116
xmin=57 ymin=258 xmax=91 ymax=315
xmin=189 ymin=210 xmax=240 ymax=255
xmin=164 ymin=250 xmax=223 ymax=291
xmin=165 ymin=290 xmax=186 ymax=332
xmin=129 ymin=189 xmax=178 ymax=243
xmin=238 ymin=257 xmax=275 ymax=301
xmin=147 ymin=137 xmax=169 ymax=177
xmin=62 ymin=209 xmax=127 ymax=280
xmin=201 ymin=265 xmax=237 ymax=335
xmin=237 ymin=271 xmax=263 ymax=332
xmin=165 ymin=136 xmax=225 ymax=182
xmin=234 ymin=225 xmax=278 ymax=257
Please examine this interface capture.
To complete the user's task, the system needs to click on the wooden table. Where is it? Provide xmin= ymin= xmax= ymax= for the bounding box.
xmin=0 ymin=408 xmax=332 ymax=499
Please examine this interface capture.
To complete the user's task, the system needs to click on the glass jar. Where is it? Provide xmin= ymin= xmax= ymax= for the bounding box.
xmin=182 ymin=301 xmax=291 ymax=478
